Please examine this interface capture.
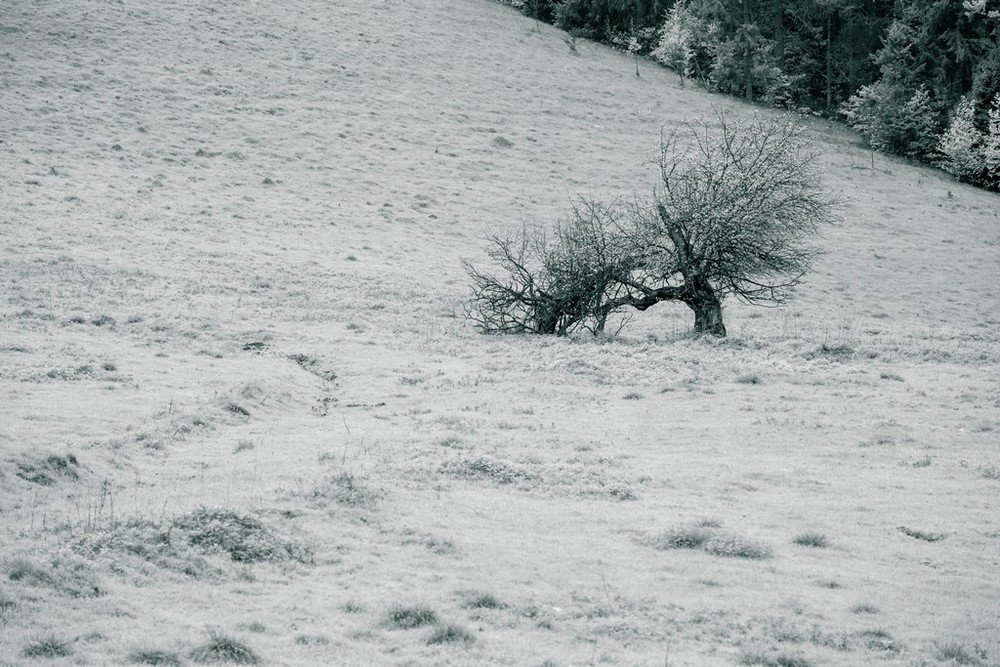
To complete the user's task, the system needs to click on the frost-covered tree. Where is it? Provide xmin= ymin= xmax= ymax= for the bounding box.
xmin=844 ymin=83 xmax=941 ymax=159
xmin=983 ymin=94 xmax=1000 ymax=187
xmin=937 ymin=96 xmax=984 ymax=180
xmin=652 ymin=1 xmax=696 ymax=84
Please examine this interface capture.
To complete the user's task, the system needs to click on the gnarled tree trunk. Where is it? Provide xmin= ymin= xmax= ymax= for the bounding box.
xmin=685 ymin=277 xmax=726 ymax=336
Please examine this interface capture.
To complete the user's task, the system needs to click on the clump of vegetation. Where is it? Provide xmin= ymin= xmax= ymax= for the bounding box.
xmin=792 ymin=532 xmax=829 ymax=548
xmin=857 ymin=628 xmax=899 ymax=653
xmin=898 ymin=526 xmax=946 ymax=542
xmin=384 ymin=604 xmax=439 ymax=629
xmin=341 ymin=600 xmax=365 ymax=614
xmin=426 ymin=623 xmax=476 ymax=645
xmin=461 ymin=591 xmax=507 ymax=610
xmin=294 ymin=634 xmax=330 ymax=646
xmin=935 ymin=642 xmax=983 ymax=665
xmin=655 ymin=525 xmax=713 ymax=550
xmin=0 ymin=589 xmax=16 ymax=620
xmin=6 ymin=556 xmax=102 ymax=597
xmin=809 ymin=343 xmax=854 ymax=360
xmin=189 ymin=632 xmax=261 ymax=664
xmin=70 ymin=518 xmax=219 ymax=579
xmin=440 ymin=456 xmax=535 ymax=485
xmin=702 ymin=533 xmax=774 ymax=560
xmin=653 ymin=522 xmax=773 ymax=559
xmin=22 ymin=634 xmax=73 ymax=658
xmin=171 ymin=508 xmax=312 ymax=563
xmin=7 ymin=557 xmax=52 ymax=586
xmin=225 ymin=402 xmax=250 ymax=418
xmin=851 ymin=603 xmax=880 ymax=615
xmin=288 ymin=353 xmax=337 ymax=382
xmin=607 ymin=486 xmax=637 ymax=501
xmin=128 ymin=648 xmax=183 ymax=665
xmin=13 ymin=452 xmax=80 ymax=485
xmin=980 ymin=465 xmax=1000 ymax=480
xmin=312 ymin=473 xmax=381 ymax=509
xmin=738 ymin=649 xmax=814 ymax=667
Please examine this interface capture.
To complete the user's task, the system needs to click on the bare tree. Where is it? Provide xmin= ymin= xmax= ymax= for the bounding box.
xmin=617 ymin=110 xmax=840 ymax=335
xmin=464 ymin=199 xmax=637 ymax=335
xmin=465 ymin=110 xmax=840 ymax=337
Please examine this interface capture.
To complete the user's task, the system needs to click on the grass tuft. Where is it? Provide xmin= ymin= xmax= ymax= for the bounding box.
xmin=738 ymin=649 xmax=814 ymax=666
xmin=440 ymin=456 xmax=534 ymax=485
xmin=128 ymin=648 xmax=183 ymax=665
xmin=653 ymin=523 xmax=772 ymax=559
xmin=0 ymin=589 xmax=16 ymax=619
xmin=189 ymin=632 xmax=261 ymax=664
xmin=14 ymin=453 xmax=80 ymax=486
xmin=461 ymin=591 xmax=507 ymax=609
xmin=702 ymin=534 xmax=773 ymax=559
xmin=792 ymin=532 xmax=829 ymax=548
xmin=851 ymin=603 xmax=880 ymax=614
xmin=22 ymin=634 xmax=73 ymax=658
xmin=384 ymin=604 xmax=438 ymax=629
xmin=7 ymin=557 xmax=52 ymax=585
xmin=858 ymin=628 xmax=899 ymax=653
xmin=898 ymin=526 xmax=946 ymax=542
xmin=294 ymin=634 xmax=330 ymax=646
xmin=225 ymin=403 xmax=250 ymax=417
xmin=313 ymin=472 xmax=381 ymax=509
xmin=654 ymin=526 xmax=713 ymax=550
xmin=935 ymin=642 xmax=981 ymax=664
xmin=341 ymin=600 xmax=365 ymax=613
xmin=6 ymin=556 xmax=102 ymax=597
xmin=426 ymin=623 xmax=476 ymax=645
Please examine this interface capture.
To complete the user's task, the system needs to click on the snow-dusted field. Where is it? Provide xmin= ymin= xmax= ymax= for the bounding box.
xmin=1 ymin=0 xmax=998 ymax=664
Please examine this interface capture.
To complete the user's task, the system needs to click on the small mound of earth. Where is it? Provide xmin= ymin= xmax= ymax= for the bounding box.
xmin=491 ymin=136 xmax=513 ymax=149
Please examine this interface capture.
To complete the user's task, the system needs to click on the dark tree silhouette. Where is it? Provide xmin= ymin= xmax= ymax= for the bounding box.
xmin=465 ymin=110 xmax=840 ymax=337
